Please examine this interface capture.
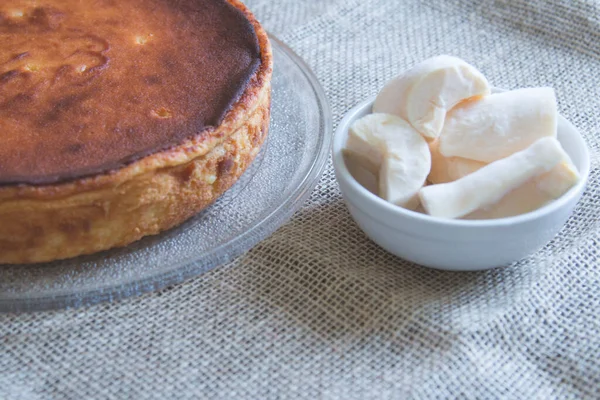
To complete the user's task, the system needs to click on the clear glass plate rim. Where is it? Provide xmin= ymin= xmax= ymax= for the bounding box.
xmin=1 ymin=33 xmax=332 ymax=313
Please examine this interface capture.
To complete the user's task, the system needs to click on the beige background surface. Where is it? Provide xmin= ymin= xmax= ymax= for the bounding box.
xmin=2 ymin=0 xmax=600 ymax=398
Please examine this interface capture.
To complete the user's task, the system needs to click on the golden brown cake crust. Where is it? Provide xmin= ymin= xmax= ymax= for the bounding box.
xmin=0 ymin=0 xmax=273 ymax=264
xmin=0 ymin=0 xmax=262 ymax=184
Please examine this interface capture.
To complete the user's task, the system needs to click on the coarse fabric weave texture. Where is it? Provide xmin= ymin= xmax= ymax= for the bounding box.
xmin=2 ymin=0 xmax=600 ymax=398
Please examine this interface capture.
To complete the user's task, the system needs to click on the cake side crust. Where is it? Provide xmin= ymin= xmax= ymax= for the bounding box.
xmin=0 ymin=82 xmax=271 ymax=264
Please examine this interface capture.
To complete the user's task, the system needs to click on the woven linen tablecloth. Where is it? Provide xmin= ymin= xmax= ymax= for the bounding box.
xmin=2 ymin=0 xmax=600 ymax=398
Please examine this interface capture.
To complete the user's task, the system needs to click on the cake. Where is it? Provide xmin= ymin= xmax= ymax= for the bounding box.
xmin=0 ymin=0 xmax=273 ymax=264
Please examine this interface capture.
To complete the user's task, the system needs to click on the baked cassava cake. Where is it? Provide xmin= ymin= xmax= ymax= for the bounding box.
xmin=0 ymin=0 xmax=273 ymax=264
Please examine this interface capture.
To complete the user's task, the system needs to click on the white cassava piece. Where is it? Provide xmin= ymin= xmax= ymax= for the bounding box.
xmin=373 ymin=55 xmax=490 ymax=139
xmin=419 ymin=137 xmax=572 ymax=219
xmin=346 ymin=113 xmax=430 ymax=210
xmin=439 ymin=87 xmax=558 ymax=162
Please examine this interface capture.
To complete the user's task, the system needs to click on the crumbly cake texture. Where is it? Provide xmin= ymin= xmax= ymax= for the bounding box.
xmin=0 ymin=0 xmax=273 ymax=264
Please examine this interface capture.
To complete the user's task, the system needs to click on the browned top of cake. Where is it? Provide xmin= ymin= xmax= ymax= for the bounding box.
xmin=0 ymin=0 xmax=261 ymax=185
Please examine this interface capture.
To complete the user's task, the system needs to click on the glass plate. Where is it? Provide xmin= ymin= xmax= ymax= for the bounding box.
xmin=0 ymin=35 xmax=332 ymax=312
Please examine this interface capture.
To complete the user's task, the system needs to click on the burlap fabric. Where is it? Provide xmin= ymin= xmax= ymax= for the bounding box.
xmin=2 ymin=0 xmax=599 ymax=398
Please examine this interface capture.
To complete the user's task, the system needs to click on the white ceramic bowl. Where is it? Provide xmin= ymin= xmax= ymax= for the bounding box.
xmin=332 ymin=95 xmax=590 ymax=271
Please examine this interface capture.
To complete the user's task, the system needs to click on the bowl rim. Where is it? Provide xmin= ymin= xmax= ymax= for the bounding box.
xmin=332 ymin=93 xmax=591 ymax=228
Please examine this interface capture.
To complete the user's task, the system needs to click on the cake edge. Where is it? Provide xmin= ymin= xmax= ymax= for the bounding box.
xmin=0 ymin=0 xmax=273 ymax=264
xmin=0 ymin=0 xmax=273 ymax=200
